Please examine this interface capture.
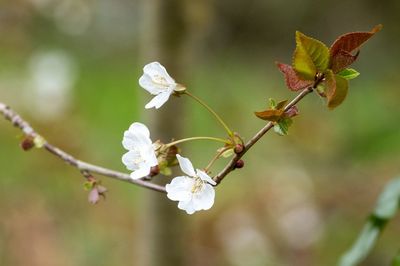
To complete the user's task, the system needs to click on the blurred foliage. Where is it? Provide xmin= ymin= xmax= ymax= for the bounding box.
xmin=340 ymin=177 xmax=400 ymax=266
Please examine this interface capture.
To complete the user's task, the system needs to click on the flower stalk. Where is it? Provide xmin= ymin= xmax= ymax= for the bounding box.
xmin=183 ymin=91 xmax=234 ymax=137
xmin=166 ymin=136 xmax=231 ymax=148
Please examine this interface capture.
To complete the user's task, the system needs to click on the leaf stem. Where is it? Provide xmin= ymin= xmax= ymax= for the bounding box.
xmin=184 ymin=91 xmax=233 ymax=137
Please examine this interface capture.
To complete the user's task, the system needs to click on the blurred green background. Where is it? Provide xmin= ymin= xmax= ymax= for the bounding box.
xmin=1 ymin=0 xmax=400 ymax=265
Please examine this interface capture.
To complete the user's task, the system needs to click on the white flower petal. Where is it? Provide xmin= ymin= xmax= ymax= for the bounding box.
xmin=166 ymin=176 xmax=194 ymax=202
xmin=196 ymin=169 xmax=216 ymax=185
xmin=178 ymin=199 xmax=196 ymax=215
xmin=143 ymin=146 xmax=159 ymax=167
xmin=122 ymin=122 xmax=152 ymax=150
xmin=143 ymin=62 xmax=175 ymax=85
xmin=144 ymin=89 xmax=172 ymax=109
xmin=193 ymin=184 xmax=215 ymax=211
xmin=128 ymin=122 xmax=150 ymax=138
xmin=130 ymin=164 xmax=151 ymax=179
xmin=139 ymin=74 xmax=165 ymax=95
xmin=176 ymin=154 xmax=196 ymax=177
xmin=122 ymin=150 xmax=140 ymax=171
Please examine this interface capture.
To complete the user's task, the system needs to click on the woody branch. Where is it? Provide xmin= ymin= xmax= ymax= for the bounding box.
xmin=0 ymin=102 xmax=167 ymax=193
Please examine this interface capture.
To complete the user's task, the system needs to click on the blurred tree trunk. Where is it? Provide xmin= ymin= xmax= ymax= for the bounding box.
xmin=136 ymin=0 xmax=207 ymax=265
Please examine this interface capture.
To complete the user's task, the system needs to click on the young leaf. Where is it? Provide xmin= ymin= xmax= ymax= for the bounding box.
xmin=254 ymin=99 xmax=288 ymax=122
xmin=269 ymin=98 xmax=277 ymax=108
xmin=276 ymin=62 xmax=313 ymax=91
xmin=254 ymin=109 xmax=285 ymax=122
xmin=325 ymin=69 xmax=349 ymax=109
xmin=330 ymin=24 xmax=382 ymax=58
xmin=292 ymin=31 xmax=330 ymax=80
xmin=337 ymin=68 xmax=360 ymax=80
xmin=331 ymin=50 xmax=359 ymax=73
xmin=275 ymin=99 xmax=288 ymax=110
xmin=274 ymin=118 xmax=293 ymax=136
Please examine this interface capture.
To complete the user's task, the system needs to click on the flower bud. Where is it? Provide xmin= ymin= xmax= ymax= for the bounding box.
xmin=234 ymin=144 xmax=244 ymax=154
xmin=284 ymin=106 xmax=299 ymax=118
xmin=150 ymin=165 xmax=160 ymax=177
xmin=235 ymin=159 xmax=244 ymax=169
xmin=20 ymin=136 xmax=35 ymax=151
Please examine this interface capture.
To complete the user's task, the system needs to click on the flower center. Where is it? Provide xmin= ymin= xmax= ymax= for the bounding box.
xmin=153 ymin=75 xmax=170 ymax=89
xmin=131 ymin=148 xmax=145 ymax=165
xmin=191 ymin=177 xmax=204 ymax=193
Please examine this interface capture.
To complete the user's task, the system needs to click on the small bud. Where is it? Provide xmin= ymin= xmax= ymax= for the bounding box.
xmin=234 ymin=144 xmax=244 ymax=154
xmin=284 ymin=106 xmax=299 ymax=118
xmin=150 ymin=165 xmax=160 ymax=177
xmin=235 ymin=159 xmax=244 ymax=169
xmin=20 ymin=136 xmax=35 ymax=151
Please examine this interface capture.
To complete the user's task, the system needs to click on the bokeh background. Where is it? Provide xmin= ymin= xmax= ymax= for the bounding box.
xmin=1 ymin=0 xmax=400 ymax=265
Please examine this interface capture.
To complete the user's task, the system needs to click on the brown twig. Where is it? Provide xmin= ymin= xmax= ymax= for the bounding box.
xmin=213 ymin=76 xmax=323 ymax=185
xmin=0 ymin=102 xmax=167 ymax=193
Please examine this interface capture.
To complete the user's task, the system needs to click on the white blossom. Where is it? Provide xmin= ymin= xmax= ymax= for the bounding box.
xmin=139 ymin=62 xmax=181 ymax=109
xmin=122 ymin=122 xmax=158 ymax=179
xmin=166 ymin=154 xmax=216 ymax=214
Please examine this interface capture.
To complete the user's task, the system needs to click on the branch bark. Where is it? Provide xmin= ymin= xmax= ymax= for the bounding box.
xmin=0 ymin=102 xmax=167 ymax=193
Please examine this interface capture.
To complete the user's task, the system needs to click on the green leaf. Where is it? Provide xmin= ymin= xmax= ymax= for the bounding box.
xmin=275 ymin=99 xmax=288 ymax=110
xmin=84 ymin=181 xmax=94 ymax=191
xmin=274 ymin=118 xmax=292 ymax=136
xmin=269 ymin=98 xmax=276 ymax=108
xmin=337 ymin=68 xmax=360 ymax=80
xmin=373 ymin=178 xmax=400 ymax=219
xmin=292 ymin=31 xmax=330 ymax=80
xmin=325 ymin=69 xmax=349 ymax=109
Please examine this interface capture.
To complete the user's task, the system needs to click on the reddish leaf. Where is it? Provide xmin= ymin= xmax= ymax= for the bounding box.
xmin=330 ymin=24 xmax=382 ymax=58
xmin=325 ymin=70 xmax=349 ymax=109
xmin=331 ymin=50 xmax=359 ymax=73
xmin=276 ymin=62 xmax=313 ymax=91
xmin=255 ymin=99 xmax=295 ymax=121
xmin=254 ymin=109 xmax=284 ymax=122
